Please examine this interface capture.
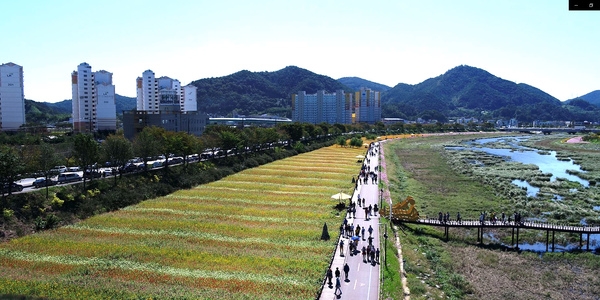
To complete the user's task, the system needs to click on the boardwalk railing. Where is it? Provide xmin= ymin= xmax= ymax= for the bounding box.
xmin=400 ymin=218 xmax=600 ymax=252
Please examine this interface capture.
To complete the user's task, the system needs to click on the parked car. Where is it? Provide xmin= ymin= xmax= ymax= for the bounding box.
xmin=2 ymin=182 xmax=24 ymax=193
xmin=51 ymin=165 xmax=67 ymax=173
xmin=57 ymin=172 xmax=82 ymax=184
xmin=101 ymin=168 xmax=115 ymax=176
xmin=68 ymin=166 xmax=81 ymax=172
xmin=33 ymin=178 xmax=57 ymax=188
xmin=84 ymin=170 xmax=102 ymax=179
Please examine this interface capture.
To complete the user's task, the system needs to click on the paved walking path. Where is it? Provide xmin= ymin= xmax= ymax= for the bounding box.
xmin=320 ymin=145 xmax=381 ymax=300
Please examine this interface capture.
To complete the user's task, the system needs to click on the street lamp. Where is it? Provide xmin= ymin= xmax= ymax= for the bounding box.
xmin=384 ymin=227 xmax=388 ymax=266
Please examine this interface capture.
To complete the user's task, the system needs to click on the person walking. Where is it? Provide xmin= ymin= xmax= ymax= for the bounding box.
xmin=326 ymin=268 xmax=333 ymax=287
xmin=335 ymin=277 xmax=342 ymax=296
xmin=335 ymin=267 xmax=340 ymax=279
xmin=339 ymin=240 xmax=344 ymax=256
xmin=376 ymin=248 xmax=380 ymax=263
xmin=361 ymin=227 xmax=365 ymax=240
xmin=361 ymin=246 xmax=367 ymax=263
xmin=343 ymin=263 xmax=350 ymax=281
xmin=368 ymin=225 xmax=373 ymax=237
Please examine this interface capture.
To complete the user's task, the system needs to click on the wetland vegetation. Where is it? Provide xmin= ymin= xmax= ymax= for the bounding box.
xmin=383 ymin=133 xmax=600 ymax=299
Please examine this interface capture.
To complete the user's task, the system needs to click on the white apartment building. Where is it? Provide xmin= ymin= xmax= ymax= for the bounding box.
xmin=71 ymin=62 xmax=117 ymax=133
xmin=291 ymin=90 xmax=352 ymax=124
xmin=355 ymin=88 xmax=381 ymax=124
xmin=0 ymin=62 xmax=26 ymax=131
xmin=136 ymin=70 xmax=197 ymax=113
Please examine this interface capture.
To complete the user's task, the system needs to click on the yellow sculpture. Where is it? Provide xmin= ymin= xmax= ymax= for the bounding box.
xmin=383 ymin=196 xmax=420 ymax=221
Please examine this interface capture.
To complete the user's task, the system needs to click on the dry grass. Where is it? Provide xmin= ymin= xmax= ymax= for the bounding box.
xmin=448 ymin=244 xmax=600 ymax=300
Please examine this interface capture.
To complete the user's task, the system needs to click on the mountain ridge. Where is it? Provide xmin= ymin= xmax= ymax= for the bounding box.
xmin=337 ymin=77 xmax=391 ymax=92
xmin=25 ymin=65 xmax=599 ymax=124
xmin=381 ymin=65 xmax=600 ymax=122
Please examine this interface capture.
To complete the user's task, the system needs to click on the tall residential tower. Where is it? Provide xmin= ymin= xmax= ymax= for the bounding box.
xmin=291 ymin=90 xmax=352 ymax=124
xmin=71 ymin=63 xmax=117 ymax=133
xmin=136 ymin=70 xmax=197 ymax=113
xmin=355 ymin=88 xmax=381 ymax=124
xmin=0 ymin=62 xmax=26 ymax=131
xmin=124 ymin=70 xmax=206 ymax=140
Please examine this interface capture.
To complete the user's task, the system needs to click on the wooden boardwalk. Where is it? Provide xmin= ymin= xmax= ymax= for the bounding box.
xmin=401 ymin=218 xmax=600 ymax=252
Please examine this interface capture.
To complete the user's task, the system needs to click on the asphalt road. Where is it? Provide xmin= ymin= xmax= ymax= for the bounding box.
xmin=320 ymin=145 xmax=381 ymax=300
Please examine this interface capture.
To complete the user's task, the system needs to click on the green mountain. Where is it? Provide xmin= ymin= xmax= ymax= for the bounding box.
xmin=25 ymin=95 xmax=137 ymax=125
xmin=41 ymin=95 xmax=137 ymax=116
xmin=190 ymin=66 xmax=351 ymax=117
xmin=114 ymin=94 xmax=137 ymax=114
xmin=25 ymin=99 xmax=71 ymax=124
xmin=337 ymin=77 xmax=391 ymax=92
xmin=382 ymin=65 xmax=600 ymax=122
xmin=565 ymin=90 xmax=600 ymax=107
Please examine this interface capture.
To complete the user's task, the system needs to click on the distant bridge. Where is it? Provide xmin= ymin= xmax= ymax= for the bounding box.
xmin=498 ymin=127 xmax=600 ymax=135
xmin=401 ymin=218 xmax=599 ymax=252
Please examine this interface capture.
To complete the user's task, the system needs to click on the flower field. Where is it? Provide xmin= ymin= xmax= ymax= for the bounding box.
xmin=0 ymin=145 xmax=365 ymax=299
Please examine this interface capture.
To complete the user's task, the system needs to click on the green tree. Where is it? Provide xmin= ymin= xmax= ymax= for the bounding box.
xmin=101 ymin=134 xmax=133 ymax=184
xmin=219 ymin=130 xmax=241 ymax=158
xmin=170 ymin=131 xmax=200 ymax=167
xmin=133 ymin=127 xmax=161 ymax=172
xmin=279 ymin=123 xmax=303 ymax=144
xmin=0 ymin=145 xmax=25 ymax=200
xmin=73 ymin=133 xmax=99 ymax=190
xmin=36 ymin=142 xmax=62 ymax=200
xmin=349 ymin=137 xmax=363 ymax=148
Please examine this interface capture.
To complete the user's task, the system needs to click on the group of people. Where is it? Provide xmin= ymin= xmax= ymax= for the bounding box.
xmin=435 ymin=211 xmax=525 ymax=225
xmin=344 ymin=198 xmax=378 ymax=220
xmin=479 ymin=211 xmax=523 ymax=225
xmin=326 ymin=263 xmax=350 ymax=296
xmin=360 ymin=244 xmax=380 ymax=265
xmin=327 ymin=142 xmax=381 ymax=297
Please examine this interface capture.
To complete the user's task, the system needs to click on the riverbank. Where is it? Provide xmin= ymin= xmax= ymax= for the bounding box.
xmin=383 ymin=133 xmax=600 ymax=299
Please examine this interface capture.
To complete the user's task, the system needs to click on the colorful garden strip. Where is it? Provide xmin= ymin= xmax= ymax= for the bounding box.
xmin=0 ymin=145 xmax=366 ymax=299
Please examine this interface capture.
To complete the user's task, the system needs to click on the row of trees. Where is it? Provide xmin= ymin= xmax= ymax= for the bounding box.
xmin=0 ymin=122 xmax=353 ymax=199
xmin=0 ymin=120 xmax=493 ymax=199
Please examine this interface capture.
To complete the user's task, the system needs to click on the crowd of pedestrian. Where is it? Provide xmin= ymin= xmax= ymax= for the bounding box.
xmin=326 ymin=142 xmax=382 ymax=297
xmin=432 ymin=210 xmax=525 ymax=226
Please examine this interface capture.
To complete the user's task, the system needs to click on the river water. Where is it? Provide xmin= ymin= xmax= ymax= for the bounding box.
xmin=449 ymin=136 xmax=596 ymax=252
xmin=464 ymin=136 xmax=589 ymax=192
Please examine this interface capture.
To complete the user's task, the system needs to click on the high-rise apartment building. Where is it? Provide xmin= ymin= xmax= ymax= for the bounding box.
xmin=136 ymin=70 xmax=197 ymax=113
xmin=0 ymin=62 xmax=26 ymax=131
xmin=71 ymin=62 xmax=117 ymax=132
xmin=291 ymin=90 xmax=352 ymax=124
xmin=354 ymin=88 xmax=381 ymax=124
xmin=124 ymin=70 xmax=206 ymax=140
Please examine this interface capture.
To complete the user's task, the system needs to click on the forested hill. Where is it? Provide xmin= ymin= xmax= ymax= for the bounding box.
xmin=381 ymin=65 xmax=600 ymax=122
xmin=190 ymin=66 xmax=350 ymax=117
xmin=25 ymin=95 xmax=137 ymax=125
xmin=565 ymin=90 xmax=600 ymax=108
xmin=337 ymin=77 xmax=391 ymax=92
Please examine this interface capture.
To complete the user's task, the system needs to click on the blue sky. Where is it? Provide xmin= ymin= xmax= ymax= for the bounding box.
xmin=2 ymin=0 xmax=598 ymax=102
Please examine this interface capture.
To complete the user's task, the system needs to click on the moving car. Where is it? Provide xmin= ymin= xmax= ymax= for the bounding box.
xmin=57 ymin=172 xmax=82 ymax=184
xmin=51 ymin=166 xmax=68 ymax=173
xmin=33 ymin=178 xmax=57 ymax=188
xmin=2 ymin=182 xmax=24 ymax=193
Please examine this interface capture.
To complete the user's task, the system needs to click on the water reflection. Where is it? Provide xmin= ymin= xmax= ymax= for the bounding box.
xmin=512 ymin=179 xmax=540 ymax=197
xmin=451 ymin=136 xmax=589 ymax=187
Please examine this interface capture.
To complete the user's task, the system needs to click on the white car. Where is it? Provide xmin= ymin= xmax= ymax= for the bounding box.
xmin=51 ymin=166 xmax=67 ymax=173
